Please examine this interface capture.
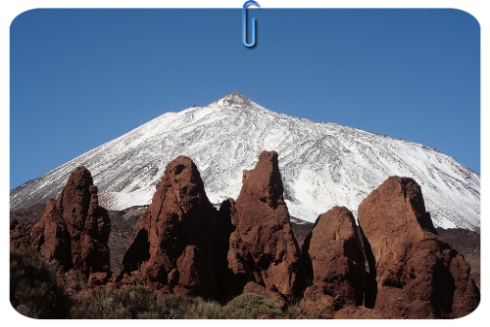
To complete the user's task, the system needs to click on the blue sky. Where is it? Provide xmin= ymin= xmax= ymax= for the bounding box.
xmin=10 ymin=9 xmax=480 ymax=189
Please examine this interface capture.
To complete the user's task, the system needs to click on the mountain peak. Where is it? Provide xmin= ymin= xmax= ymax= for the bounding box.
xmin=10 ymin=93 xmax=480 ymax=231
xmin=212 ymin=92 xmax=252 ymax=107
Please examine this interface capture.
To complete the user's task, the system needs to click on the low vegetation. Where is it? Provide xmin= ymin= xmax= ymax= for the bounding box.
xmin=11 ymin=247 xmax=288 ymax=319
xmin=10 ymin=246 xmax=71 ymax=318
xmin=70 ymin=288 xmax=283 ymax=319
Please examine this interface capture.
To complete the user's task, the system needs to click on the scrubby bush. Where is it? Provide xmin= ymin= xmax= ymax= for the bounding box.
xmin=70 ymin=287 xmax=117 ymax=319
xmin=70 ymin=291 xmax=283 ymax=319
xmin=115 ymin=284 xmax=157 ymax=316
xmin=223 ymin=293 xmax=282 ymax=319
xmin=10 ymin=246 xmax=71 ymax=318
xmin=70 ymin=285 xmax=160 ymax=319
xmin=184 ymin=297 xmax=225 ymax=319
xmin=11 ymin=249 xmax=285 ymax=320
xmin=11 ymin=246 xmax=286 ymax=319
xmin=158 ymin=294 xmax=196 ymax=318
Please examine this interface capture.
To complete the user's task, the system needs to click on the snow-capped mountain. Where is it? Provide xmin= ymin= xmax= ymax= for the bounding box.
xmin=10 ymin=92 xmax=480 ymax=230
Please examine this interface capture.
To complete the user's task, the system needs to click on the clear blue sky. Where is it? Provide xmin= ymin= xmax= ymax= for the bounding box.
xmin=10 ymin=9 xmax=480 ymax=189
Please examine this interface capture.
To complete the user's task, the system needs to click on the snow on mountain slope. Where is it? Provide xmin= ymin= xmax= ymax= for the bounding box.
xmin=10 ymin=92 xmax=480 ymax=230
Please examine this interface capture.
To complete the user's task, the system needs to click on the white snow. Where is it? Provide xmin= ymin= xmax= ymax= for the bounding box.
xmin=10 ymin=93 xmax=480 ymax=231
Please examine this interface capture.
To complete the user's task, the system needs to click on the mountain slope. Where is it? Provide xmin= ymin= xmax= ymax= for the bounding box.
xmin=10 ymin=92 xmax=480 ymax=230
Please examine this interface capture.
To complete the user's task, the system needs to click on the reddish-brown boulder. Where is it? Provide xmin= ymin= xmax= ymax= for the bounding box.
xmin=300 ymin=206 xmax=367 ymax=317
xmin=32 ymin=167 xmax=111 ymax=283
xmin=299 ymin=285 xmax=341 ymax=318
xmin=122 ymin=156 xmax=229 ymax=299
xmin=358 ymin=176 xmax=480 ymax=318
xmin=304 ymin=206 xmax=366 ymax=303
xmin=10 ymin=219 xmax=34 ymax=249
xmin=227 ymin=151 xmax=304 ymax=302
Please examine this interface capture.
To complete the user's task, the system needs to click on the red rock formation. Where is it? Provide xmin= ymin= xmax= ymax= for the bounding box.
xmin=300 ymin=206 xmax=367 ymax=317
xmin=32 ymin=200 xmax=72 ymax=268
xmin=227 ymin=151 xmax=304 ymax=302
xmin=299 ymin=285 xmax=346 ymax=318
xmin=32 ymin=167 xmax=111 ymax=284
xmin=122 ymin=156 xmax=229 ymax=299
xmin=358 ymin=176 xmax=480 ymax=318
xmin=10 ymin=219 xmax=34 ymax=249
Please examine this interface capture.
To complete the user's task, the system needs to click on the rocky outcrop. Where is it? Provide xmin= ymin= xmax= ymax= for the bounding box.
xmin=10 ymin=219 xmax=34 ymax=249
xmin=32 ymin=199 xmax=72 ymax=268
xmin=11 ymin=152 xmax=480 ymax=319
xmin=122 ymin=156 xmax=229 ymax=299
xmin=227 ymin=151 xmax=304 ymax=302
xmin=299 ymin=285 xmax=345 ymax=318
xmin=32 ymin=167 xmax=111 ymax=284
xmin=300 ymin=206 xmax=367 ymax=317
xmin=358 ymin=176 xmax=480 ymax=318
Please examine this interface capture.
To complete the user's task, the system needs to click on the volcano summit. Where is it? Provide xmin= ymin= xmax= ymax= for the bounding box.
xmin=10 ymin=92 xmax=480 ymax=230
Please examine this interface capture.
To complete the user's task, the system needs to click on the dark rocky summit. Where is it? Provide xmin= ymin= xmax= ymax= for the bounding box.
xmin=122 ymin=156 xmax=229 ymax=299
xmin=226 ymin=151 xmax=304 ymax=303
xmin=358 ymin=176 xmax=480 ymax=318
xmin=31 ymin=167 xmax=111 ymax=285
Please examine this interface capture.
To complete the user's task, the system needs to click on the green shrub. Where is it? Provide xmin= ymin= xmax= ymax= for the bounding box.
xmin=137 ymin=311 xmax=160 ymax=319
xmin=223 ymin=293 xmax=282 ymax=319
xmin=184 ymin=297 xmax=225 ymax=319
xmin=10 ymin=248 xmax=286 ymax=319
xmin=69 ymin=287 xmax=114 ymax=319
xmin=111 ymin=307 xmax=133 ymax=319
xmin=157 ymin=294 xmax=196 ymax=319
xmin=70 ymin=285 xmax=159 ymax=319
xmin=70 ymin=285 xmax=161 ymax=322
xmin=10 ymin=246 xmax=71 ymax=318
xmin=158 ymin=293 xmax=282 ymax=319
xmin=114 ymin=284 xmax=157 ymax=318
xmin=68 ymin=289 xmax=284 ymax=319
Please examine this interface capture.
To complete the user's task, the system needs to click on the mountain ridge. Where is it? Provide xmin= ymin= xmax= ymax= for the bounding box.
xmin=10 ymin=92 xmax=480 ymax=230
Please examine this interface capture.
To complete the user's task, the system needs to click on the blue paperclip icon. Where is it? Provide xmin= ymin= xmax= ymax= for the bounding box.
xmin=243 ymin=1 xmax=259 ymax=47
